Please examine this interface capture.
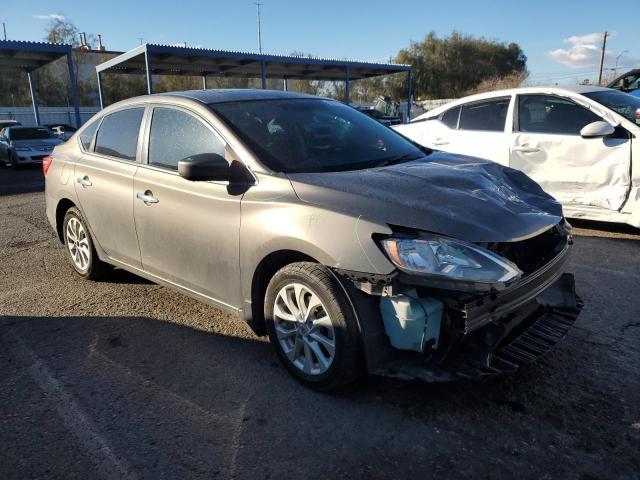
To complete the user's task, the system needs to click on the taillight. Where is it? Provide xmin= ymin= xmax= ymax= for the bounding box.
xmin=42 ymin=155 xmax=53 ymax=176
xmin=635 ymin=108 xmax=640 ymax=121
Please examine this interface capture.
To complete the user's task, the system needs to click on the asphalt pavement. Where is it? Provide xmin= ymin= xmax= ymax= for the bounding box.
xmin=1 ymin=165 xmax=639 ymax=480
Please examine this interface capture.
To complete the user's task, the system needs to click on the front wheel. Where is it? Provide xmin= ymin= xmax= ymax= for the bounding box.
xmin=264 ymin=262 xmax=362 ymax=391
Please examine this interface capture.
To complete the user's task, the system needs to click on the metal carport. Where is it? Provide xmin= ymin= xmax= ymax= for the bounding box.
xmin=95 ymin=44 xmax=413 ymax=118
xmin=0 ymin=40 xmax=81 ymax=127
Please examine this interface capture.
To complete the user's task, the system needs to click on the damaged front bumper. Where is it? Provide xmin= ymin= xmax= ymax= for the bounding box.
xmin=336 ymin=240 xmax=583 ymax=382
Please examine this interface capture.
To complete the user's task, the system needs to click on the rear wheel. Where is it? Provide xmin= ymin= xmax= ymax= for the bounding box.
xmin=62 ymin=207 xmax=109 ymax=280
xmin=265 ymin=262 xmax=362 ymax=391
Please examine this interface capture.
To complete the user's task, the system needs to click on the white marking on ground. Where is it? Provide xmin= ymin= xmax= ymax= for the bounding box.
xmin=7 ymin=329 xmax=138 ymax=480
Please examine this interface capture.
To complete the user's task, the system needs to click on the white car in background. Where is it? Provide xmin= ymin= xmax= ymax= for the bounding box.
xmin=395 ymin=86 xmax=640 ymax=228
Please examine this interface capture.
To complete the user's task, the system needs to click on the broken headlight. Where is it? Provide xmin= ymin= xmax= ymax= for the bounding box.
xmin=380 ymin=234 xmax=522 ymax=286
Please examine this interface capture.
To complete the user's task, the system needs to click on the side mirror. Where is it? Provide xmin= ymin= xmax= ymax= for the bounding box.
xmin=178 ymin=153 xmax=230 ymax=181
xmin=580 ymin=121 xmax=615 ymax=139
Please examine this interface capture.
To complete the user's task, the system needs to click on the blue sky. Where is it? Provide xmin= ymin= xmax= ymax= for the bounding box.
xmin=3 ymin=0 xmax=639 ymax=84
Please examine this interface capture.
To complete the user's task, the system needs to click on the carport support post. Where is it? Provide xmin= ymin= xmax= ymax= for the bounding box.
xmin=27 ymin=71 xmax=41 ymax=126
xmin=406 ymin=69 xmax=412 ymax=122
xmin=202 ymin=74 xmax=208 ymax=90
xmin=144 ymin=49 xmax=153 ymax=94
xmin=283 ymin=77 xmax=288 ymax=91
xmin=261 ymin=61 xmax=267 ymax=89
xmin=97 ymin=71 xmax=104 ymax=109
xmin=344 ymin=66 xmax=350 ymax=105
xmin=66 ymin=52 xmax=82 ymax=128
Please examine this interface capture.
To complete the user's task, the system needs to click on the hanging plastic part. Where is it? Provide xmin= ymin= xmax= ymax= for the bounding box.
xmin=379 ymin=288 xmax=443 ymax=352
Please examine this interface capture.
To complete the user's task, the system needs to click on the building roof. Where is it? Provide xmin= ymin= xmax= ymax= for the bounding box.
xmin=0 ymin=40 xmax=72 ymax=73
xmin=96 ymin=43 xmax=411 ymax=80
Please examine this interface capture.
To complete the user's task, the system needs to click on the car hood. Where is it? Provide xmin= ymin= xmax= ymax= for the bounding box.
xmin=287 ymin=152 xmax=563 ymax=243
xmin=11 ymin=138 xmax=62 ymax=148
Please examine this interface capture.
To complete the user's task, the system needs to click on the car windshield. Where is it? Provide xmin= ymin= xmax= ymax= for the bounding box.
xmin=210 ymin=98 xmax=426 ymax=173
xmin=9 ymin=127 xmax=53 ymax=140
xmin=583 ymin=90 xmax=640 ymax=125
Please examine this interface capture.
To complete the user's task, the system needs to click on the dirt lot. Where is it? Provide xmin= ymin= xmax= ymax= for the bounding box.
xmin=1 ymin=166 xmax=639 ymax=480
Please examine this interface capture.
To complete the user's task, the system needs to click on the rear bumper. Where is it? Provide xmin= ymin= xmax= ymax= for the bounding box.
xmin=368 ymin=273 xmax=582 ymax=382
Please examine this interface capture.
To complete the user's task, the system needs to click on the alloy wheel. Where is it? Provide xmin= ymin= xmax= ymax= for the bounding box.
xmin=273 ymin=282 xmax=336 ymax=375
xmin=66 ymin=217 xmax=91 ymax=272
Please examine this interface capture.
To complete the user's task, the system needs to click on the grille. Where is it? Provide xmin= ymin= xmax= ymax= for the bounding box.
xmin=483 ymin=222 xmax=568 ymax=275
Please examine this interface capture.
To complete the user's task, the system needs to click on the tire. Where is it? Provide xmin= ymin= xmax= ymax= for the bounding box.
xmin=6 ymin=151 xmax=17 ymax=167
xmin=62 ymin=207 xmax=109 ymax=280
xmin=264 ymin=262 xmax=362 ymax=391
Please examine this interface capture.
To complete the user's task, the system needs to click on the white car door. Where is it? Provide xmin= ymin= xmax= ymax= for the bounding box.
xmin=397 ymin=96 xmax=512 ymax=167
xmin=443 ymin=96 xmax=512 ymax=166
xmin=510 ymin=94 xmax=632 ymax=211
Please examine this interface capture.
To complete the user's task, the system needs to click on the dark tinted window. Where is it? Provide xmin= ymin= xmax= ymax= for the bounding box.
xmin=518 ymin=95 xmax=600 ymax=135
xmin=459 ymin=98 xmax=510 ymax=132
xmin=584 ymin=90 xmax=640 ymax=125
xmin=210 ymin=98 xmax=426 ymax=173
xmin=148 ymin=107 xmax=225 ymax=170
xmin=9 ymin=127 xmax=53 ymax=140
xmin=440 ymin=107 xmax=460 ymax=128
xmin=95 ymin=108 xmax=144 ymax=160
xmin=79 ymin=118 xmax=99 ymax=151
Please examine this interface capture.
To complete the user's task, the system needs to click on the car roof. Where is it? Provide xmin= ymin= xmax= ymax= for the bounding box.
xmin=414 ymin=85 xmax=614 ymax=121
xmin=100 ymin=88 xmax=327 ymax=114
xmin=158 ymin=88 xmax=320 ymax=104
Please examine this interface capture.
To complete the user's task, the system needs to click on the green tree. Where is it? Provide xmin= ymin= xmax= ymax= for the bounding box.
xmin=391 ymin=31 xmax=527 ymax=100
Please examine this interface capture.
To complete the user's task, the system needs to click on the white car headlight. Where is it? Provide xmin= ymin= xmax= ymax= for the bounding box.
xmin=380 ymin=234 xmax=522 ymax=286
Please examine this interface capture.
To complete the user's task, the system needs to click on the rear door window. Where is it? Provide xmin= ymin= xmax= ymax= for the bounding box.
xmin=459 ymin=97 xmax=510 ymax=132
xmin=517 ymin=95 xmax=601 ymax=135
xmin=147 ymin=107 xmax=225 ymax=171
xmin=94 ymin=108 xmax=145 ymax=160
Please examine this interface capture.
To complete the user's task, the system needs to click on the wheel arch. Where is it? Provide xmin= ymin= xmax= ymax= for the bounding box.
xmin=248 ymin=249 xmax=318 ymax=336
xmin=55 ymin=198 xmax=77 ymax=243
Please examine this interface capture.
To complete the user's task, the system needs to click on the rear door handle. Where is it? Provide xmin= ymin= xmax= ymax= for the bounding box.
xmin=76 ymin=176 xmax=92 ymax=187
xmin=512 ymin=146 xmax=540 ymax=153
xmin=433 ymin=138 xmax=449 ymax=146
xmin=136 ymin=191 xmax=159 ymax=204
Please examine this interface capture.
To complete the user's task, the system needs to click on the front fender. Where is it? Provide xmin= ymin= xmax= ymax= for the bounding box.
xmin=239 ymin=173 xmax=395 ymax=308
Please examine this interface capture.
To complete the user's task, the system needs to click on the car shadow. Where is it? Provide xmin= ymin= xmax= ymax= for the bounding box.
xmin=0 ymin=164 xmax=45 ymax=196
xmin=0 ymin=313 xmax=632 ymax=478
xmin=569 ymin=217 xmax=640 ymax=236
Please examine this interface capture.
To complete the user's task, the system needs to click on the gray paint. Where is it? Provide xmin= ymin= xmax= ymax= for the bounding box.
xmin=45 ymin=90 xmax=565 ymax=325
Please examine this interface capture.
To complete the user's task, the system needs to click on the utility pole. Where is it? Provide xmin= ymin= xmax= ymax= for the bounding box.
xmin=597 ymin=31 xmax=609 ymax=86
xmin=2 ymin=22 xmax=7 ymax=41
xmin=254 ymin=2 xmax=263 ymax=54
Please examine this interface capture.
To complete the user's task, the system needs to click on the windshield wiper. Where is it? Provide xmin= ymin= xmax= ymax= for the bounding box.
xmin=376 ymin=152 xmax=424 ymax=168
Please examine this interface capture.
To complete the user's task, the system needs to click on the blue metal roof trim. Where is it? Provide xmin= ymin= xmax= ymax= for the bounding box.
xmin=144 ymin=43 xmax=411 ymax=70
xmin=96 ymin=43 xmax=411 ymax=75
xmin=0 ymin=39 xmax=72 ymax=54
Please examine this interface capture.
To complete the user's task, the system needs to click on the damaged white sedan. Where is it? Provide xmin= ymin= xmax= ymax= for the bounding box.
xmin=395 ymin=86 xmax=640 ymax=228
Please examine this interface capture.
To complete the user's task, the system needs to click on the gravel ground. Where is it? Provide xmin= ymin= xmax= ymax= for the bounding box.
xmin=1 ymin=166 xmax=639 ymax=480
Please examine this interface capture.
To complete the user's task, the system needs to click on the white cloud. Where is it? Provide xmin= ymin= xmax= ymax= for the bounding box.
xmin=547 ymin=32 xmax=610 ymax=68
xmin=33 ymin=14 xmax=66 ymax=21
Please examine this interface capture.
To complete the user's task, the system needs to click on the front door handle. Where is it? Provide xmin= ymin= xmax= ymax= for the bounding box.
xmin=512 ymin=146 xmax=540 ymax=153
xmin=136 ymin=191 xmax=159 ymax=205
xmin=433 ymin=138 xmax=449 ymax=146
xmin=76 ymin=176 xmax=92 ymax=187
